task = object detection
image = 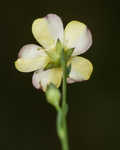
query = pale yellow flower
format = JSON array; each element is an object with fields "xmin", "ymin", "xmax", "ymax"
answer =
[{"xmin": 15, "ymin": 14, "xmax": 93, "ymax": 91}]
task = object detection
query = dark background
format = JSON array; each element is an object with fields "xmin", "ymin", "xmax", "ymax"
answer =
[{"xmin": 1, "ymin": 0, "xmax": 120, "ymax": 149}]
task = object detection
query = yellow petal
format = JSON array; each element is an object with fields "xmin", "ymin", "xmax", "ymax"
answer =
[
  {"xmin": 32, "ymin": 14, "xmax": 64, "ymax": 49},
  {"xmin": 67, "ymin": 56, "xmax": 93, "ymax": 83},
  {"xmin": 15, "ymin": 44, "xmax": 50, "ymax": 72},
  {"xmin": 64, "ymin": 21, "xmax": 92, "ymax": 56},
  {"xmin": 15, "ymin": 57, "xmax": 49, "ymax": 73},
  {"xmin": 32, "ymin": 68, "xmax": 62, "ymax": 92}
]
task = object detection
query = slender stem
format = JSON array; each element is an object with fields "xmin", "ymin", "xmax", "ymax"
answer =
[
  {"xmin": 56, "ymin": 50, "xmax": 69, "ymax": 150},
  {"xmin": 61, "ymin": 51, "xmax": 69, "ymax": 150},
  {"xmin": 62, "ymin": 58, "xmax": 67, "ymax": 113},
  {"xmin": 56, "ymin": 107, "xmax": 68, "ymax": 150}
]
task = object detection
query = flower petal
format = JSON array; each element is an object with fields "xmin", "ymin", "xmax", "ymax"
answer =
[
  {"xmin": 32, "ymin": 68, "xmax": 62, "ymax": 91},
  {"xmin": 67, "ymin": 56, "xmax": 93, "ymax": 83},
  {"xmin": 18, "ymin": 44, "xmax": 47, "ymax": 58},
  {"xmin": 15, "ymin": 44, "xmax": 50, "ymax": 72},
  {"xmin": 32, "ymin": 14, "xmax": 64, "ymax": 49},
  {"xmin": 64, "ymin": 21, "xmax": 92, "ymax": 56}
]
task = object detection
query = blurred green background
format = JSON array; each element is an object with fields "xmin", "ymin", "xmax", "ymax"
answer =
[{"xmin": 1, "ymin": 0, "xmax": 120, "ymax": 149}]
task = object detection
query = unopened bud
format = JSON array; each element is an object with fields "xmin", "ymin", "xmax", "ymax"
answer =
[{"xmin": 45, "ymin": 83, "xmax": 61, "ymax": 108}]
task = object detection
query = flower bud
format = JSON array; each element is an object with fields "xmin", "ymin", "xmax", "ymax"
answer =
[{"xmin": 45, "ymin": 83, "xmax": 61, "ymax": 108}]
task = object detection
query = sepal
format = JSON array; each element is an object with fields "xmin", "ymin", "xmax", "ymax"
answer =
[{"xmin": 64, "ymin": 48, "xmax": 74, "ymax": 61}]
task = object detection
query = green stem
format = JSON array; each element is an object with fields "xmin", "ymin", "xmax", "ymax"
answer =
[
  {"xmin": 60, "ymin": 51, "xmax": 69, "ymax": 150},
  {"xmin": 62, "ymin": 57, "xmax": 67, "ymax": 114},
  {"xmin": 56, "ymin": 108, "xmax": 68, "ymax": 150},
  {"xmin": 56, "ymin": 93, "xmax": 69, "ymax": 150},
  {"xmin": 56, "ymin": 50, "xmax": 69, "ymax": 150}
]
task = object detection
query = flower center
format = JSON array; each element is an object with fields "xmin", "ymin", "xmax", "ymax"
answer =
[{"xmin": 44, "ymin": 39, "xmax": 74, "ymax": 70}]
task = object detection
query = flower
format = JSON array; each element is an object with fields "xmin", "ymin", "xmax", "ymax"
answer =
[{"xmin": 15, "ymin": 14, "xmax": 93, "ymax": 92}]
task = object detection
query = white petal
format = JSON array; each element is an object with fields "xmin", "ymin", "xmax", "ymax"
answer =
[
  {"xmin": 32, "ymin": 68, "xmax": 62, "ymax": 92},
  {"xmin": 32, "ymin": 14, "xmax": 64, "ymax": 49},
  {"xmin": 64, "ymin": 21, "xmax": 92, "ymax": 56},
  {"xmin": 18, "ymin": 44, "xmax": 47, "ymax": 58},
  {"xmin": 15, "ymin": 44, "xmax": 50, "ymax": 72},
  {"xmin": 67, "ymin": 56, "xmax": 93, "ymax": 83}
]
